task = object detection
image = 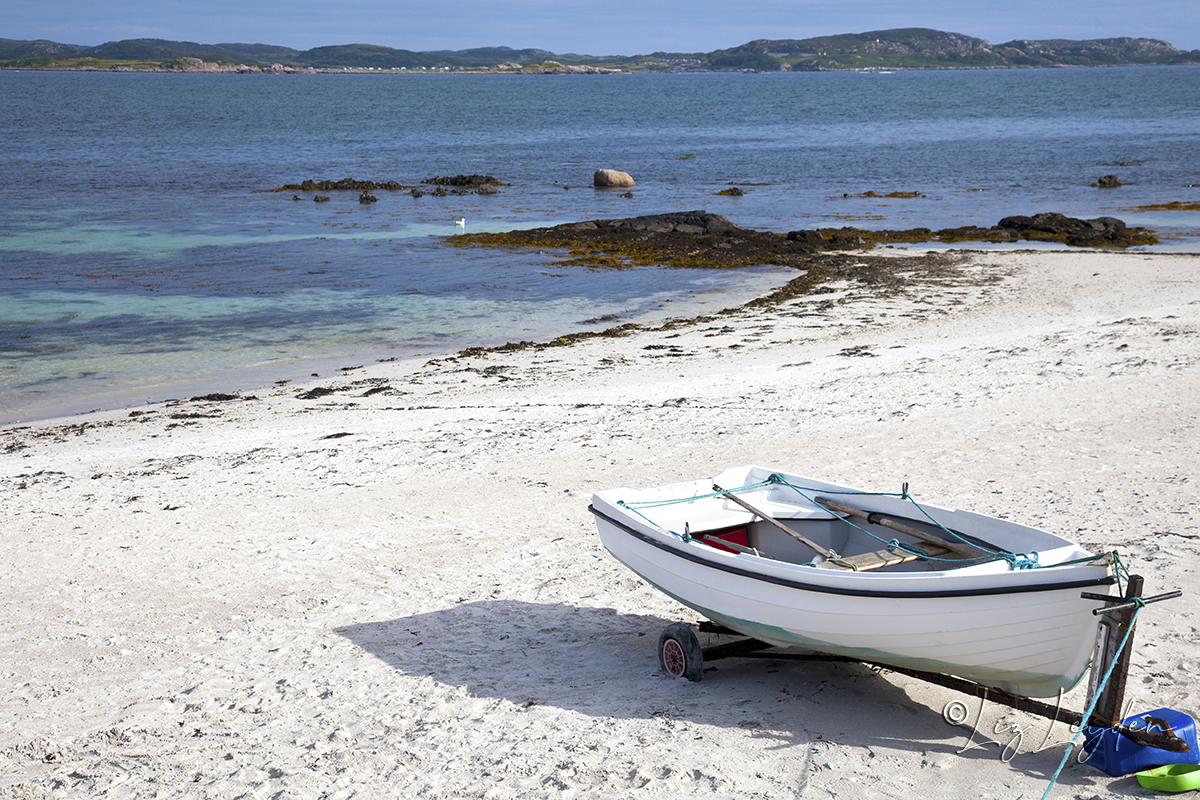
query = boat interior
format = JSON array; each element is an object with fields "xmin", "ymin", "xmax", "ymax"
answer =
[
  {"xmin": 690, "ymin": 513, "xmax": 1000, "ymax": 573},
  {"xmin": 642, "ymin": 479, "xmax": 1036, "ymax": 573},
  {"xmin": 602, "ymin": 468, "xmax": 1100, "ymax": 575}
]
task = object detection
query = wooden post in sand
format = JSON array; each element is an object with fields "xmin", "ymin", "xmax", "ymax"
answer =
[{"xmin": 1086, "ymin": 574, "xmax": 1144, "ymax": 729}]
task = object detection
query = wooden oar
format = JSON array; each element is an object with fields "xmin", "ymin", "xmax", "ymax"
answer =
[
  {"xmin": 713, "ymin": 484, "xmax": 832, "ymax": 558},
  {"xmin": 813, "ymin": 496, "xmax": 985, "ymax": 559}
]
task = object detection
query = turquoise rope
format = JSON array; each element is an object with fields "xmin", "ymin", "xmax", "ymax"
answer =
[
  {"xmin": 618, "ymin": 479, "xmax": 776, "ymax": 510},
  {"xmin": 619, "ymin": 476, "xmax": 1118, "ymax": 572},
  {"xmin": 1111, "ymin": 552, "xmax": 1132, "ymax": 594},
  {"xmin": 766, "ymin": 474, "xmax": 1010, "ymax": 567},
  {"xmin": 1039, "ymin": 601, "xmax": 1145, "ymax": 800}
]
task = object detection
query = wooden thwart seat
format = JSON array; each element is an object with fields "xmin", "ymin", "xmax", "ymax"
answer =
[{"xmin": 818, "ymin": 541, "xmax": 952, "ymax": 571}]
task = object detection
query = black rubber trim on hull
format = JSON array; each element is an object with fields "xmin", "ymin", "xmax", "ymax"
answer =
[{"xmin": 588, "ymin": 505, "xmax": 1116, "ymax": 600}]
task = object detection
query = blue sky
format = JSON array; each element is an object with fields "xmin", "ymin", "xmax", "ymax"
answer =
[{"xmin": 7, "ymin": 0, "xmax": 1199, "ymax": 54}]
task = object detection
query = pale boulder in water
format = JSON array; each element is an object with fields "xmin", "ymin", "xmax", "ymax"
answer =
[{"xmin": 594, "ymin": 168, "xmax": 635, "ymax": 187}]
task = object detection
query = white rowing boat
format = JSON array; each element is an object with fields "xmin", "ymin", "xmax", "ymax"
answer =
[{"xmin": 589, "ymin": 465, "xmax": 1118, "ymax": 698}]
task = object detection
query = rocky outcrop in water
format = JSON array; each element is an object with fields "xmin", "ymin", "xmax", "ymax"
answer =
[
  {"xmin": 814, "ymin": 212, "xmax": 1156, "ymax": 248},
  {"xmin": 423, "ymin": 175, "xmax": 503, "ymax": 188},
  {"xmin": 454, "ymin": 210, "xmax": 1158, "ymax": 273},
  {"xmin": 594, "ymin": 169, "xmax": 636, "ymax": 188},
  {"xmin": 995, "ymin": 212, "xmax": 1142, "ymax": 246},
  {"xmin": 568, "ymin": 211, "xmax": 738, "ymax": 235},
  {"xmin": 454, "ymin": 211, "xmax": 827, "ymax": 271},
  {"xmin": 270, "ymin": 176, "xmax": 504, "ymax": 195},
  {"xmin": 272, "ymin": 178, "xmax": 406, "ymax": 192}
]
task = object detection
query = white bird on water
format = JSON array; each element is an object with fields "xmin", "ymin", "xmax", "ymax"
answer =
[{"xmin": 455, "ymin": 218, "xmax": 466, "ymax": 227}]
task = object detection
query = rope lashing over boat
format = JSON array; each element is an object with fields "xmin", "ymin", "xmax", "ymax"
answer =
[
  {"xmin": 765, "ymin": 473, "xmax": 1012, "ymax": 567},
  {"xmin": 1007, "ymin": 552, "xmax": 1042, "ymax": 570},
  {"xmin": 616, "ymin": 478, "xmax": 779, "ymax": 542},
  {"xmin": 1040, "ymin": 599, "xmax": 1145, "ymax": 800},
  {"xmin": 618, "ymin": 475, "xmax": 1118, "ymax": 572},
  {"xmin": 1111, "ymin": 551, "xmax": 1133, "ymax": 594},
  {"xmin": 618, "ymin": 478, "xmax": 778, "ymax": 510}
]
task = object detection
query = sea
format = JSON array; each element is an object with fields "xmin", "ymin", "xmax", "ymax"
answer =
[{"xmin": 2, "ymin": 65, "xmax": 1199, "ymax": 424}]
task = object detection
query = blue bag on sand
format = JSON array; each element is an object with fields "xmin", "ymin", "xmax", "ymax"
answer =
[{"xmin": 1083, "ymin": 708, "xmax": 1199, "ymax": 778}]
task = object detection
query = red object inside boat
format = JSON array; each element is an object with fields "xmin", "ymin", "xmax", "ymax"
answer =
[{"xmin": 702, "ymin": 526, "xmax": 749, "ymax": 553}]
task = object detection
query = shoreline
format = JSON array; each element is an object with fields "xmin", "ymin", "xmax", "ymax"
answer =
[
  {"xmin": 6, "ymin": 62, "xmax": 1198, "ymax": 75},
  {"xmin": 0, "ymin": 260, "xmax": 800, "ymax": 427},
  {"xmin": 3, "ymin": 248, "xmax": 1198, "ymax": 797},
  {"xmin": 7, "ymin": 238, "xmax": 1194, "ymax": 429}
]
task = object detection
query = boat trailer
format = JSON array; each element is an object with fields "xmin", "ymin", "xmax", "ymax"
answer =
[{"xmin": 659, "ymin": 575, "xmax": 1188, "ymax": 757}]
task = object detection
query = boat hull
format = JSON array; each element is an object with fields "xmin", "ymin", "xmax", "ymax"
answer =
[{"xmin": 591, "ymin": 469, "xmax": 1115, "ymax": 698}]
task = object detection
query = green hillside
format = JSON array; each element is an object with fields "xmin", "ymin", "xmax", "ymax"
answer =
[
  {"xmin": 1, "ymin": 28, "xmax": 1197, "ymax": 72},
  {"xmin": 295, "ymin": 44, "xmax": 432, "ymax": 69}
]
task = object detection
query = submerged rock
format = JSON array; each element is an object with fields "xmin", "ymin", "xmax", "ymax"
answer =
[
  {"xmin": 273, "ymin": 178, "xmax": 405, "ymax": 193},
  {"xmin": 423, "ymin": 174, "xmax": 503, "ymax": 188}
]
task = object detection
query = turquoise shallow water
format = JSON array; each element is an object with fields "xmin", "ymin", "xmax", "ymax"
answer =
[{"xmin": 2, "ymin": 67, "xmax": 1199, "ymax": 422}]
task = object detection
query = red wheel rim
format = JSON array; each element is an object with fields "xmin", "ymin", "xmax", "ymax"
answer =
[{"xmin": 662, "ymin": 638, "xmax": 686, "ymax": 677}]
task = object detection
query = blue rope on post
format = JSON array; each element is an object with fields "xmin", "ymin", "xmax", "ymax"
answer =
[{"xmin": 1039, "ymin": 601, "xmax": 1144, "ymax": 800}]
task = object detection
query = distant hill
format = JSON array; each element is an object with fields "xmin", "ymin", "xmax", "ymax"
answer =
[
  {"xmin": 89, "ymin": 38, "xmax": 302, "ymax": 63},
  {"xmin": 1, "ymin": 28, "xmax": 1197, "ymax": 71},
  {"xmin": 0, "ymin": 36, "xmax": 304, "ymax": 69},
  {"xmin": 424, "ymin": 46, "xmax": 559, "ymax": 67},
  {"xmin": 296, "ymin": 44, "xmax": 429, "ymax": 69},
  {"xmin": 716, "ymin": 28, "xmax": 1200, "ymax": 70},
  {"xmin": 0, "ymin": 37, "xmax": 88, "ymax": 60}
]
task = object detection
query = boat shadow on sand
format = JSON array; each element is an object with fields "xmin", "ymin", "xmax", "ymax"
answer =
[{"xmin": 338, "ymin": 599, "xmax": 1093, "ymax": 782}]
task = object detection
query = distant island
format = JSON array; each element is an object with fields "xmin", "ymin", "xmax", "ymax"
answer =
[{"xmin": 2, "ymin": 28, "xmax": 1198, "ymax": 73}]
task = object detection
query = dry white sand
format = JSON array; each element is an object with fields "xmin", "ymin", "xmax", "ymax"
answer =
[{"xmin": 2, "ymin": 249, "xmax": 1198, "ymax": 799}]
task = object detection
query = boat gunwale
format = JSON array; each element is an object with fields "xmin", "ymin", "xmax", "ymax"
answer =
[{"xmin": 589, "ymin": 504, "xmax": 1116, "ymax": 600}]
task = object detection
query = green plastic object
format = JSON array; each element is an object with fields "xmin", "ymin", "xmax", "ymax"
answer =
[{"xmin": 1137, "ymin": 764, "xmax": 1200, "ymax": 793}]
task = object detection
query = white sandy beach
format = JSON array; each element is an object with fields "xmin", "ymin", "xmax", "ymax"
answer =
[{"xmin": 2, "ymin": 248, "xmax": 1198, "ymax": 799}]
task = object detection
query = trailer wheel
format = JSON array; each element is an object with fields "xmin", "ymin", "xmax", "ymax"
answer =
[{"xmin": 658, "ymin": 623, "xmax": 704, "ymax": 681}]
